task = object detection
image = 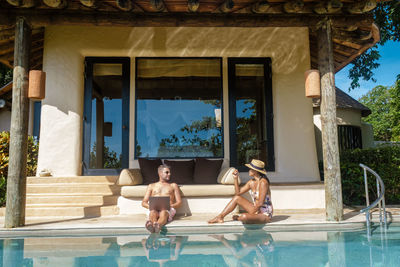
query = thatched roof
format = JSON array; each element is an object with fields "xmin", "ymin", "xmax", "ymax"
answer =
[{"xmin": 313, "ymin": 87, "xmax": 371, "ymax": 117}]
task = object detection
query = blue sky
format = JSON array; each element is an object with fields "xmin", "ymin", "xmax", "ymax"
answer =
[{"xmin": 335, "ymin": 40, "xmax": 400, "ymax": 100}]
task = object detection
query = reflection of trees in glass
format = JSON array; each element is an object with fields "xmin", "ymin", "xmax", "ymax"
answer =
[
  {"xmin": 136, "ymin": 144, "xmax": 143, "ymax": 157},
  {"xmin": 236, "ymin": 99, "xmax": 258, "ymax": 165},
  {"xmin": 89, "ymin": 142, "xmax": 121, "ymax": 169},
  {"xmin": 159, "ymin": 115, "xmax": 222, "ymax": 157}
]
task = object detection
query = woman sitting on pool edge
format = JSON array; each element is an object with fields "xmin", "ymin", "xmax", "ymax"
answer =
[{"xmin": 208, "ymin": 159, "xmax": 273, "ymax": 224}]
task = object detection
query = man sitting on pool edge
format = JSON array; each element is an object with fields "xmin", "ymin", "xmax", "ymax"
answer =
[{"xmin": 142, "ymin": 164, "xmax": 182, "ymax": 233}]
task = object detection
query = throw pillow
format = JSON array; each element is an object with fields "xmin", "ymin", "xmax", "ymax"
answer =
[
  {"xmin": 117, "ymin": 168, "xmax": 143, "ymax": 186},
  {"xmin": 193, "ymin": 158, "xmax": 223, "ymax": 184},
  {"xmin": 138, "ymin": 158, "xmax": 163, "ymax": 184},
  {"xmin": 164, "ymin": 159, "xmax": 195, "ymax": 184},
  {"xmin": 217, "ymin": 167, "xmax": 241, "ymax": 185}
]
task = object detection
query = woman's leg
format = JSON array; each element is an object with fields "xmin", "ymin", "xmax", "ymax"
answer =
[
  {"xmin": 237, "ymin": 213, "xmax": 271, "ymax": 224},
  {"xmin": 208, "ymin": 195, "xmax": 255, "ymax": 223}
]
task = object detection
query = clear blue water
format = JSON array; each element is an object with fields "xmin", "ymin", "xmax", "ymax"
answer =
[{"xmin": 1, "ymin": 224, "xmax": 400, "ymax": 267}]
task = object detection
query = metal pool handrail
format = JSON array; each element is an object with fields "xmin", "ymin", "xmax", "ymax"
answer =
[{"xmin": 359, "ymin": 163, "xmax": 387, "ymax": 231}]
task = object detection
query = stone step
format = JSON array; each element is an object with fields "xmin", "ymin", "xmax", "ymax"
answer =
[
  {"xmin": 23, "ymin": 205, "xmax": 119, "ymax": 217},
  {"xmin": 26, "ymin": 195, "xmax": 119, "ymax": 205},
  {"xmin": 26, "ymin": 184, "xmax": 121, "ymax": 195},
  {"xmin": 27, "ymin": 176, "xmax": 118, "ymax": 185}
]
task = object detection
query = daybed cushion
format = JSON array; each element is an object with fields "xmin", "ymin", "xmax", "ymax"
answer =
[
  {"xmin": 164, "ymin": 159, "xmax": 195, "ymax": 184},
  {"xmin": 121, "ymin": 184, "xmax": 236, "ymax": 198},
  {"xmin": 217, "ymin": 167, "xmax": 241, "ymax": 185},
  {"xmin": 138, "ymin": 158, "xmax": 162, "ymax": 184},
  {"xmin": 117, "ymin": 168, "xmax": 143, "ymax": 186},
  {"xmin": 193, "ymin": 158, "xmax": 223, "ymax": 184}
]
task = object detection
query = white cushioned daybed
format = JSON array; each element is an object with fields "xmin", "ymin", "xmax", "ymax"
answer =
[{"xmin": 116, "ymin": 159, "xmax": 240, "ymax": 215}]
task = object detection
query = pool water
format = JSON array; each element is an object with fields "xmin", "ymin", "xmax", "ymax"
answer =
[{"xmin": 1, "ymin": 224, "xmax": 399, "ymax": 267}]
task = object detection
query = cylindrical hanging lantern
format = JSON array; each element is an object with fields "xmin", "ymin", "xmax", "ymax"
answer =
[
  {"xmin": 28, "ymin": 70, "xmax": 46, "ymax": 100},
  {"xmin": 304, "ymin": 69, "xmax": 320, "ymax": 98}
]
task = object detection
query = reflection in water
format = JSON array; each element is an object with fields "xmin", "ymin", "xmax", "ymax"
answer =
[
  {"xmin": 2, "ymin": 239, "xmax": 25, "ymax": 267},
  {"xmin": 141, "ymin": 234, "xmax": 187, "ymax": 266},
  {"xmin": 210, "ymin": 230, "xmax": 274, "ymax": 267},
  {"xmin": 1, "ymin": 226, "xmax": 400, "ymax": 266}
]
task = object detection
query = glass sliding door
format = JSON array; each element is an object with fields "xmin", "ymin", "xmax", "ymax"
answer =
[
  {"xmin": 83, "ymin": 57, "xmax": 130, "ymax": 175},
  {"xmin": 228, "ymin": 58, "xmax": 274, "ymax": 171}
]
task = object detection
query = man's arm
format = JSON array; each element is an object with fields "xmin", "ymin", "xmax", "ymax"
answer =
[
  {"xmin": 141, "ymin": 184, "xmax": 153, "ymax": 209},
  {"xmin": 171, "ymin": 183, "xmax": 182, "ymax": 209}
]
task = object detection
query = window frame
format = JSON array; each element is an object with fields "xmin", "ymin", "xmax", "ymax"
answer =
[
  {"xmin": 134, "ymin": 57, "xmax": 224, "ymax": 160},
  {"xmin": 228, "ymin": 57, "xmax": 275, "ymax": 171},
  {"xmin": 82, "ymin": 57, "xmax": 130, "ymax": 175},
  {"xmin": 338, "ymin": 125, "xmax": 362, "ymax": 152}
]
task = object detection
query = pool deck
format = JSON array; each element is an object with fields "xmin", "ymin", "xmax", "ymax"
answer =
[{"xmin": 1, "ymin": 207, "xmax": 399, "ymax": 237}]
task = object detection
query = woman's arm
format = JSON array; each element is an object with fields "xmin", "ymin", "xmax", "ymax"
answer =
[{"xmin": 233, "ymin": 169, "xmax": 250, "ymax": 196}]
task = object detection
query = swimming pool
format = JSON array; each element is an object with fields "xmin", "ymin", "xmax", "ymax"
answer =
[{"xmin": 1, "ymin": 224, "xmax": 399, "ymax": 267}]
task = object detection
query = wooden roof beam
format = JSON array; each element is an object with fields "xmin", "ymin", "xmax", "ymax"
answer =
[
  {"xmin": 6, "ymin": 0, "xmax": 35, "ymax": 8},
  {"xmin": 216, "ymin": 0, "xmax": 234, "ymax": 13},
  {"xmin": 80, "ymin": 0, "xmax": 96, "ymax": 8},
  {"xmin": 346, "ymin": 0, "xmax": 377, "ymax": 14},
  {"xmin": 335, "ymin": 23, "xmax": 380, "ymax": 72},
  {"xmin": 283, "ymin": 0, "xmax": 304, "ymax": 13},
  {"xmin": 313, "ymin": 0, "xmax": 343, "ymax": 15},
  {"xmin": 233, "ymin": 0, "xmax": 271, "ymax": 14},
  {"xmin": 188, "ymin": 0, "xmax": 199, "ymax": 12},
  {"xmin": 332, "ymin": 28, "xmax": 373, "ymax": 44},
  {"xmin": 0, "ymin": 10, "xmax": 375, "ymax": 28},
  {"xmin": 252, "ymin": 1, "xmax": 271, "ymax": 14},
  {"xmin": 0, "ymin": 59, "xmax": 13, "ymax": 69},
  {"xmin": 43, "ymin": 0, "xmax": 68, "ymax": 9},
  {"xmin": 116, "ymin": 0, "xmax": 134, "ymax": 11},
  {"xmin": 150, "ymin": 0, "xmax": 166, "ymax": 12}
]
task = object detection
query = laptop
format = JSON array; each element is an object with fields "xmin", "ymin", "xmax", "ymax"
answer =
[{"xmin": 149, "ymin": 196, "xmax": 170, "ymax": 211}]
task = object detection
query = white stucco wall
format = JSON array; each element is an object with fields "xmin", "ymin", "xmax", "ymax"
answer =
[
  {"xmin": 0, "ymin": 110, "xmax": 11, "ymax": 132},
  {"xmin": 38, "ymin": 26, "xmax": 320, "ymax": 182},
  {"xmin": 0, "ymin": 100, "xmax": 35, "ymax": 135}
]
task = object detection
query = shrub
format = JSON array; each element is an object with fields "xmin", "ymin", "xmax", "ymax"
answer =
[
  {"xmin": 340, "ymin": 146, "xmax": 400, "ymax": 206},
  {"xmin": 0, "ymin": 131, "xmax": 39, "ymax": 206}
]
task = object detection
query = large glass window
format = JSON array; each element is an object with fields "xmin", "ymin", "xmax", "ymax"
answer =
[{"xmin": 135, "ymin": 58, "xmax": 223, "ymax": 158}]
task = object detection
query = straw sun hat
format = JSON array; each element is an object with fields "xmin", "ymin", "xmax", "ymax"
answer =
[{"xmin": 245, "ymin": 159, "xmax": 267, "ymax": 175}]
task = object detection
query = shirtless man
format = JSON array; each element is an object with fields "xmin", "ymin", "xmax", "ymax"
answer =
[{"xmin": 142, "ymin": 164, "xmax": 182, "ymax": 233}]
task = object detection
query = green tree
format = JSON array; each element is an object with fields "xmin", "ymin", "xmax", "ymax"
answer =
[
  {"xmin": 0, "ymin": 63, "xmax": 12, "ymax": 87},
  {"xmin": 89, "ymin": 142, "xmax": 121, "ymax": 169},
  {"xmin": 348, "ymin": 1, "xmax": 400, "ymax": 89},
  {"xmin": 159, "ymin": 116, "xmax": 223, "ymax": 157},
  {"xmin": 360, "ymin": 76, "xmax": 400, "ymax": 141}
]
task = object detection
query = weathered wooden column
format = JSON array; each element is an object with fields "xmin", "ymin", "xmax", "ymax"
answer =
[
  {"xmin": 317, "ymin": 19, "xmax": 343, "ymax": 221},
  {"xmin": 4, "ymin": 17, "xmax": 31, "ymax": 228}
]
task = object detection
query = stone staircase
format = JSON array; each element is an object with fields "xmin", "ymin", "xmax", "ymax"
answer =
[{"xmin": 1, "ymin": 176, "xmax": 121, "ymax": 218}]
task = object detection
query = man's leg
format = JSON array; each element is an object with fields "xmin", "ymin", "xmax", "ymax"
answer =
[
  {"xmin": 154, "ymin": 210, "xmax": 169, "ymax": 233},
  {"xmin": 146, "ymin": 210, "xmax": 159, "ymax": 233}
]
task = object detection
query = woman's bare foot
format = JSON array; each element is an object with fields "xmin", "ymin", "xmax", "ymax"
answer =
[
  {"xmin": 154, "ymin": 222, "xmax": 161, "ymax": 233},
  {"xmin": 232, "ymin": 215, "xmax": 239, "ymax": 221},
  {"xmin": 145, "ymin": 220, "xmax": 154, "ymax": 233},
  {"xmin": 208, "ymin": 216, "xmax": 224, "ymax": 224}
]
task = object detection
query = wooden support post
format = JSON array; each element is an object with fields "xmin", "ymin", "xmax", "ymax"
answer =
[
  {"xmin": 317, "ymin": 19, "xmax": 343, "ymax": 222},
  {"xmin": 4, "ymin": 17, "xmax": 31, "ymax": 228}
]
